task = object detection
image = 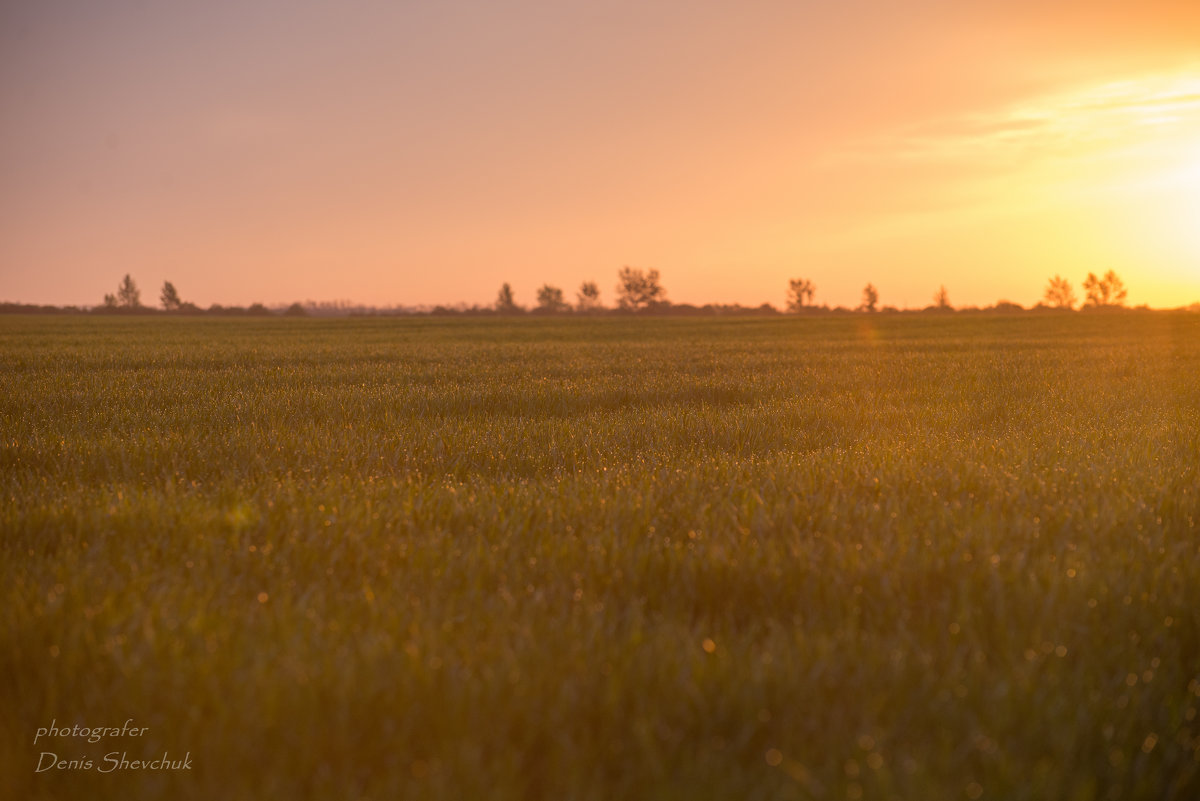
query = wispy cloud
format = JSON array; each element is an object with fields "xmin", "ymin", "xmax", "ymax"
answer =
[{"xmin": 846, "ymin": 68, "xmax": 1200, "ymax": 166}]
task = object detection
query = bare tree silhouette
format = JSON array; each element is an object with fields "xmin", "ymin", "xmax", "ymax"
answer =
[
  {"xmin": 576, "ymin": 281, "xmax": 601, "ymax": 312},
  {"xmin": 860, "ymin": 283, "xmax": 879, "ymax": 313},
  {"xmin": 786, "ymin": 278, "xmax": 816, "ymax": 312},
  {"xmin": 160, "ymin": 281, "xmax": 182, "ymax": 311},
  {"xmin": 933, "ymin": 285, "xmax": 951, "ymax": 310},
  {"xmin": 615, "ymin": 267, "xmax": 666, "ymax": 311},
  {"xmin": 495, "ymin": 283, "xmax": 521, "ymax": 313},
  {"xmin": 1043, "ymin": 275, "xmax": 1077, "ymax": 309},
  {"xmin": 115, "ymin": 274, "xmax": 142, "ymax": 309},
  {"xmin": 536, "ymin": 284, "xmax": 569, "ymax": 313},
  {"xmin": 1083, "ymin": 270, "xmax": 1128, "ymax": 307}
]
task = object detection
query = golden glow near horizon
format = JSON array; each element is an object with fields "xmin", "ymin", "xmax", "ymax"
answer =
[
  {"xmin": 816, "ymin": 68, "xmax": 1200, "ymax": 308},
  {"xmin": 1, "ymin": 1, "xmax": 1198, "ymax": 310},
  {"xmin": 1038, "ymin": 71, "xmax": 1200, "ymax": 301}
]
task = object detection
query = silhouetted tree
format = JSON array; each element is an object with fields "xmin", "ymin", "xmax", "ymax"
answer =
[
  {"xmin": 102, "ymin": 293, "xmax": 119, "ymax": 309},
  {"xmin": 786, "ymin": 278, "xmax": 816, "ymax": 312},
  {"xmin": 1083, "ymin": 270, "xmax": 1128, "ymax": 307},
  {"xmin": 1105, "ymin": 271, "xmax": 1128, "ymax": 306},
  {"xmin": 860, "ymin": 283, "xmax": 879, "ymax": 313},
  {"xmin": 160, "ymin": 281, "xmax": 182, "ymax": 311},
  {"xmin": 933, "ymin": 285, "xmax": 951, "ymax": 310},
  {"xmin": 576, "ymin": 281, "xmax": 601, "ymax": 311},
  {"xmin": 615, "ymin": 266, "xmax": 666, "ymax": 311},
  {"xmin": 1043, "ymin": 275, "xmax": 1077, "ymax": 309},
  {"xmin": 283, "ymin": 302, "xmax": 308, "ymax": 317},
  {"xmin": 536, "ymin": 284, "xmax": 569, "ymax": 312},
  {"xmin": 115, "ymin": 274, "xmax": 141, "ymax": 309},
  {"xmin": 496, "ymin": 283, "xmax": 521, "ymax": 313}
]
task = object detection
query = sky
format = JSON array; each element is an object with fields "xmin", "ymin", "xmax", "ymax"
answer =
[{"xmin": 2, "ymin": 0, "xmax": 1199, "ymax": 310}]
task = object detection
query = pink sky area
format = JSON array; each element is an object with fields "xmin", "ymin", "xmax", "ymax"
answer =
[{"xmin": 3, "ymin": 0, "xmax": 1200, "ymax": 310}]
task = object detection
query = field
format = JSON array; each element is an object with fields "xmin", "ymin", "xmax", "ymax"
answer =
[{"xmin": 2, "ymin": 312, "xmax": 1199, "ymax": 800}]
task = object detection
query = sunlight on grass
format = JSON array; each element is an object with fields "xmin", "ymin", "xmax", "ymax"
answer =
[{"xmin": 2, "ymin": 313, "xmax": 1198, "ymax": 800}]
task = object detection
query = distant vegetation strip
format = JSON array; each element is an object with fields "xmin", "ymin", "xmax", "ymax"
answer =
[{"xmin": 5, "ymin": 267, "xmax": 1197, "ymax": 317}]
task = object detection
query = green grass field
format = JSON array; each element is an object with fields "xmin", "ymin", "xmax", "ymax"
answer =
[{"xmin": 3, "ymin": 313, "xmax": 1199, "ymax": 800}]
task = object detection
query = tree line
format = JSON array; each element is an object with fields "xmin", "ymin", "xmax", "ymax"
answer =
[
  {"xmin": 495, "ymin": 267, "xmax": 668, "ymax": 314},
  {"xmin": 503, "ymin": 267, "xmax": 1140, "ymax": 315},
  {"xmin": 783, "ymin": 270, "xmax": 1136, "ymax": 313},
  {"xmin": 3, "ymin": 266, "xmax": 1190, "ymax": 318},
  {"xmin": 91, "ymin": 275, "xmax": 306, "ymax": 316}
]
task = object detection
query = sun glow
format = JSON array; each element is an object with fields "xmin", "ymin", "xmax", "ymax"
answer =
[
  {"xmin": 848, "ymin": 67, "xmax": 1200, "ymax": 307},
  {"xmin": 1074, "ymin": 75, "xmax": 1200, "ymax": 303},
  {"xmin": 5, "ymin": 3, "xmax": 1200, "ymax": 310},
  {"xmin": 1162, "ymin": 145, "xmax": 1200, "ymax": 254},
  {"xmin": 1091, "ymin": 81, "xmax": 1200, "ymax": 291}
]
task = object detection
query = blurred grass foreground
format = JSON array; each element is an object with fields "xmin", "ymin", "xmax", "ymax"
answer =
[{"xmin": 2, "ymin": 313, "xmax": 1199, "ymax": 800}]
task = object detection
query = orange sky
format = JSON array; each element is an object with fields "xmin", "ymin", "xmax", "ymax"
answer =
[{"xmin": 2, "ymin": 0, "xmax": 1199, "ymax": 310}]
